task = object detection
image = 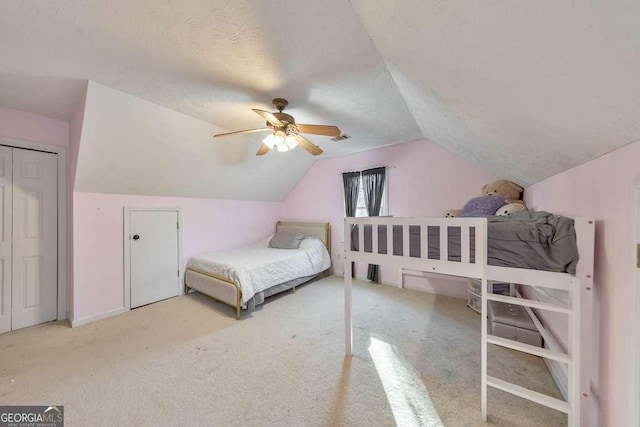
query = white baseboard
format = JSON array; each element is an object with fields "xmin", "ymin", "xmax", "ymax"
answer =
[
  {"xmin": 70, "ymin": 307, "xmax": 127, "ymax": 327},
  {"xmin": 334, "ymin": 272, "xmax": 400, "ymax": 287},
  {"xmin": 334, "ymin": 272, "xmax": 465, "ymax": 299},
  {"xmin": 354, "ymin": 274, "xmax": 401, "ymax": 287},
  {"xmin": 403, "ymin": 280, "xmax": 467, "ymax": 299},
  {"xmin": 401, "ymin": 269, "xmax": 467, "ymax": 299},
  {"xmin": 401, "ymin": 269, "xmax": 469, "ymax": 284}
]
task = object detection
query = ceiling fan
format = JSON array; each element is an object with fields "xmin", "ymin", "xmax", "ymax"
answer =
[{"xmin": 213, "ymin": 98, "xmax": 341, "ymax": 156}]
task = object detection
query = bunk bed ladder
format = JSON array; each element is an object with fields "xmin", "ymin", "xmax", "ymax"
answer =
[{"xmin": 481, "ymin": 277, "xmax": 581, "ymax": 426}]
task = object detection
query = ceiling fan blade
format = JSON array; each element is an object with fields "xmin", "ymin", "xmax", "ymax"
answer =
[
  {"xmin": 252, "ymin": 109, "xmax": 284, "ymax": 126},
  {"xmin": 296, "ymin": 124, "xmax": 341, "ymax": 137},
  {"xmin": 213, "ymin": 128, "xmax": 271, "ymax": 138},
  {"xmin": 295, "ymin": 135, "xmax": 323, "ymax": 156},
  {"xmin": 256, "ymin": 143, "xmax": 271, "ymax": 156}
]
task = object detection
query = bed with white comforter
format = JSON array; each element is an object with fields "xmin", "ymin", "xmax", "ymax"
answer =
[
  {"xmin": 187, "ymin": 236, "xmax": 331, "ymax": 304},
  {"xmin": 184, "ymin": 222, "xmax": 331, "ymax": 318}
]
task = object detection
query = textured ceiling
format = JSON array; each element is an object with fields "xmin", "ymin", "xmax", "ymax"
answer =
[
  {"xmin": 351, "ymin": 0, "xmax": 640, "ymax": 184},
  {"xmin": 75, "ymin": 82, "xmax": 317, "ymax": 201},
  {"xmin": 0, "ymin": 74, "xmax": 86, "ymax": 121},
  {"xmin": 0, "ymin": 0, "xmax": 421, "ymax": 159},
  {"xmin": 1, "ymin": 1, "xmax": 640, "ymax": 191}
]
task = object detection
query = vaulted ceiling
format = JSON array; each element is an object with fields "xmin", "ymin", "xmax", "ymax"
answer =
[{"xmin": 1, "ymin": 0, "xmax": 639, "ymax": 198}]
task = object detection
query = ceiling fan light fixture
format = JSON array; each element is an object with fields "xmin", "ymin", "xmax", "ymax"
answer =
[
  {"xmin": 285, "ymin": 135, "xmax": 299, "ymax": 150},
  {"xmin": 273, "ymin": 131, "xmax": 286, "ymax": 150},
  {"xmin": 264, "ymin": 130, "xmax": 285, "ymax": 148},
  {"xmin": 265, "ymin": 130, "xmax": 298, "ymax": 152},
  {"xmin": 216, "ymin": 98, "xmax": 338, "ymax": 156},
  {"xmin": 263, "ymin": 133, "xmax": 276, "ymax": 149}
]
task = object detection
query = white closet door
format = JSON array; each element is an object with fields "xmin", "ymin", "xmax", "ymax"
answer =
[
  {"xmin": 11, "ymin": 148, "xmax": 58, "ymax": 330},
  {"xmin": 130, "ymin": 210, "xmax": 179, "ymax": 308},
  {"xmin": 0, "ymin": 146, "xmax": 12, "ymax": 333}
]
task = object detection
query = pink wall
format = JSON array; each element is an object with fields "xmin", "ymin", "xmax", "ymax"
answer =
[
  {"xmin": 525, "ymin": 138, "xmax": 640, "ymax": 426},
  {"xmin": 72, "ymin": 192, "xmax": 282, "ymax": 321},
  {"xmin": 281, "ymin": 138, "xmax": 498, "ymax": 292},
  {"xmin": 0, "ymin": 108, "xmax": 69, "ymax": 147}
]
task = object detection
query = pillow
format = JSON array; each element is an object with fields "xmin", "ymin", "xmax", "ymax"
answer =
[
  {"xmin": 269, "ymin": 230, "xmax": 306, "ymax": 249},
  {"xmin": 460, "ymin": 195, "xmax": 506, "ymax": 217}
]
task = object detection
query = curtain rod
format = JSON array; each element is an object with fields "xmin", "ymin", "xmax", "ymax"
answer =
[{"xmin": 338, "ymin": 165, "xmax": 396, "ymax": 175}]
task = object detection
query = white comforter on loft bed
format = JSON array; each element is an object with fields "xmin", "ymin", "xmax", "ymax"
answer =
[{"xmin": 186, "ymin": 237, "xmax": 331, "ymax": 303}]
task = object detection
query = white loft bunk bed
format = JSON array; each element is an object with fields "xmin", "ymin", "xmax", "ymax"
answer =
[{"xmin": 343, "ymin": 216, "xmax": 594, "ymax": 426}]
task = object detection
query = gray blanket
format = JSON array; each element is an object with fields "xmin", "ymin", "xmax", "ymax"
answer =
[{"xmin": 351, "ymin": 211, "xmax": 578, "ymax": 274}]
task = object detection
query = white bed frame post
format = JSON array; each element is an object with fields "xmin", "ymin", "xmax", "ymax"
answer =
[
  {"xmin": 567, "ymin": 276, "xmax": 581, "ymax": 427},
  {"xmin": 574, "ymin": 218, "xmax": 595, "ymax": 424},
  {"xmin": 344, "ymin": 218, "xmax": 353, "ymax": 355},
  {"xmin": 479, "ymin": 219, "xmax": 489, "ymax": 422}
]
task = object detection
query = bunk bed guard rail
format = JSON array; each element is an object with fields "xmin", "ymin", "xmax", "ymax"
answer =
[{"xmin": 343, "ymin": 216, "xmax": 488, "ymax": 279}]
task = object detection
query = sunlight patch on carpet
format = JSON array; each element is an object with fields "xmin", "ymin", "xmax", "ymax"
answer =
[{"xmin": 368, "ymin": 337, "xmax": 443, "ymax": 427}]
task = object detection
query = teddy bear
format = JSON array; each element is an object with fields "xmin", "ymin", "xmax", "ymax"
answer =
[
  {"xmin": 445, "ymin": 179, "xmax": 527, "ymax": 217},
  {"xmin": 445, "ymin": 209, "xmax": 462, "ymax": 218},
  {"xmin": 495, "ymin": 203, "xmax": 527, "ymax": 217},
  {"xmin": 481, "ymin": 180, "xmax": 525, "ymax": 206}
]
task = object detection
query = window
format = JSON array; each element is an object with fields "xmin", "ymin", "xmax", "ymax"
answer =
[
  {"xmin": 341, "ymin": 168, "xmax": 389, "ymax": 242},
  {"xmin": 354, "ymin": 175, "xmax": 388, "ymax": 217}
]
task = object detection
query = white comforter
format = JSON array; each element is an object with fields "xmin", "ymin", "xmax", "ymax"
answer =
[{"xmin": 186, "ymin": 237, "xmax": 331, "ymax": 303}]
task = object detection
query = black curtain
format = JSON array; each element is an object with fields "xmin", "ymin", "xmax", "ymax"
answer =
[
  {"xmin": 362, "ymin": 167, "xmax": 386, "ymax": 282},
  {"xmin": 342, "ymin": 172, "xmax": 360, "ymax": 217},
  {"xmin": 342, "ymin": 171, "xmax": 360, "ymax": 278}
]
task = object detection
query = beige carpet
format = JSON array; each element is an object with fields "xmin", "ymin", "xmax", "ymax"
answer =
[{"xmin": 0, "ymin": 276, "xmax": 565, "ymax": 426}]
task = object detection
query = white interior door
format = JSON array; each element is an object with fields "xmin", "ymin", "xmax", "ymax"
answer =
[
  {"xmin": 11, "ymin": 148, "xmax": 58, "ymax": 330},
  {"xmin": 130, "ymin": 210, "xmax": 180, "ymax": 308},
  {"xmin": 0, "ymin": 146, "xmax": 12, "ymax": 333}
]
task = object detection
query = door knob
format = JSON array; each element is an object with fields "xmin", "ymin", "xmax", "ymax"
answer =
[{"xmin": 133, "ymin": 234, "xmax": 140, "ymax": 240}]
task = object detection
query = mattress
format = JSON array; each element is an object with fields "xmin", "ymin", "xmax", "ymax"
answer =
[
  {"xmin": 186, "ymin": 236, "xmax": 331, "ymax": 303},
  {"xmin": 352, "ymin": 211, "xmax": 578, "ymax": 274}
]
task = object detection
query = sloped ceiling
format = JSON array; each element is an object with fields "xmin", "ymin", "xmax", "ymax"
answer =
[
  {"xmin": 1, "ymin": 1, "xmax": 640, "ymax": 199},
  {"xmin": 0, "ymin": 0, "xmax": 420, "ymax": 156},
  {"xmin": 350, "ymin": 0, "xmax": 640, "ymax": 184},
  {"xmin": 76, "ymin": 81, "xmax": 317, "ymax": 201}
]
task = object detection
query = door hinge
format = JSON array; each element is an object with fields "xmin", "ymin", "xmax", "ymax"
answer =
[
  {"xmin": 177, "ymin": 222, "xmax": 179, "ymax": 229},
  {"xmin": 178, "ymin": 269, "xmax": 180, "ymax": 277},
  {"xmin": 637, "ymin": 244, "xmax": 640, "ymax": 268}
]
